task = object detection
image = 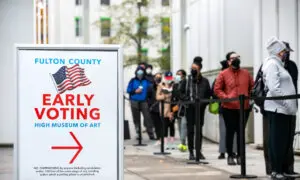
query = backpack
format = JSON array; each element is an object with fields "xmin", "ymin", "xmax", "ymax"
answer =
[{"xmin": 251, "ymin": 65, "xmax": 267, "ymax": 107}]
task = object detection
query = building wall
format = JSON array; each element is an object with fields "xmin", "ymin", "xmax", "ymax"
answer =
[{"xmin": 0, "ymin": 0, "xmax": 34, "ymax": 144}]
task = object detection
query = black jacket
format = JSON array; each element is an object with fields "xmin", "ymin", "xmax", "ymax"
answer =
[
  {"xmin": 185, "ymin": 75, "xmax": 211, "ymax": 109},
  {"xmin": 172, "ymin": 79, "xmax": 187, "ymax": 117},
  {"xmin": 285, "ymin": 59, "xmax": 298, "ymax": 93}
]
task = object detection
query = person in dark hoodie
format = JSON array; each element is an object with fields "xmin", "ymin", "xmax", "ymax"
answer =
[
  {"xmin": 127, "ymin": 66, "xmax": 155, "ymax": 140},
  {"xmin": 185, "ymin": 56, "xmax": 211, "ymax": 160}
]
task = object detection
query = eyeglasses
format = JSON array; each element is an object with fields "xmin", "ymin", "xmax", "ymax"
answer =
[{"xmin": 230, "ymin": 56, "xmax": 241, "ymax": 60}]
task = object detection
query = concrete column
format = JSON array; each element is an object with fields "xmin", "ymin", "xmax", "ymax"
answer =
[
  {"xmin": 0, "ymin": 0, "xmax": 34, "ymax": 144},
  {"xmin": 253, "ymin": 0, "xmax": 263, "ymax": 145}
]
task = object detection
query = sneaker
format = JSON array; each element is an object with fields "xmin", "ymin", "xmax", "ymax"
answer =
[
  {"xmin": 181, "ymin": 145, "xmax": 188, "ymax": 152},
  {"xmin": 284, "ymin": 171, "xmax": 300, "ymax": 178},
  {"xmin": 272, "ymin": 173, "xmax": 286, "ymax": 179},
  {"xmin": 218, "ymin": 153, "xmax": 225, "ymax": 159},
  {"xmin": 199, "ymin": 152, "xmax": 206, "ymax": 160},
  {"xmin": 166, "ymin": 143, "xmax": 170, "ymax": 150},
  {"xmin": 189, "ymin": 153, "xmax": 195, "ymax": 160},
  {"xmin": 154, "ymin": 140, "xmax": 161, "ymax": 146},
  {"xmin": 227, "ymin": 156, "xmax": 236, "ymax": 166},
  {"xmin": 171, "ymin": 143, "xmax": 176, "ymax": 150},
  {"xmin": 236, "ymin": 157, "xmax": 241, "ymax": 165}
]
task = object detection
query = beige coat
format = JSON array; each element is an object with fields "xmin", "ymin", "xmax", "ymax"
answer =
[{"xmin": 156, "ymin": 83, "xmax": 173, "ymax": 119}]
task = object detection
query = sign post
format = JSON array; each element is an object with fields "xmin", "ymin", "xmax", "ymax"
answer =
[{"xmin": 15, "ymin": 45, "xmax": 123, "ymax": 180}]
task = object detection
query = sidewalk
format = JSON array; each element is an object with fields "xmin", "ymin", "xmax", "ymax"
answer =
[{"xmin": 124, "ymin": 119, "xmax": 300, "ymax": 180}]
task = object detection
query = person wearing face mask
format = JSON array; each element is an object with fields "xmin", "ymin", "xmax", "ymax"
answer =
[
  {"xmin": 156, "ymin": 71, "xmax": 176, "ymax": 149},
  {"xmin": 145, "ymin": 64, "xmax": 155, "ymax": 83},
  {"xmin": 126, "ymin": 66, "xmax": 155, "ymax": 141},
  {"xmin": 214, "ymin": 52, "xmax": 254, "ymax": 166},
  {"xmin": 149, "ymin": 73, "xmax": 163, "ymax": 145},
  {"xmin": 185, "ymin": 57, "xmax": 211, "ymax": 160},
  {"xmin": 212, "ymin": 60, "xmax": 238, "ymax": 160},
  {"xmin": 281, "ymin": 41, "xmax": 299, "ymax": 178},
  {"xmin": 262, "ymin": 37, "xmax": 298, "ymax": 179},
  {"xmin": 172, "ymin": 69, "xmax": 188, "ymax": 152}
]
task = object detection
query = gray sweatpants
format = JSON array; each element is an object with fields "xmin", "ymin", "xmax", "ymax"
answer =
[
  {"xmin": 130, "ymin": 101, "xmax": 154, "ymax": 137},
  {"xmin": 219, "ymin": 113, "xmax": 237, "ymax": 153},
  {"xmin": 177, "ymin": 116, "xmax": 187, "ymax": 145}
]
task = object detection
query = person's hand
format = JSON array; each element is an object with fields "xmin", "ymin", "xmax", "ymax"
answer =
[
  {"xmin": 135, "ymin": 88, "xmax": 142, "ymax": 94},
  {"xmin": 168, "ymin": 112, "xmax": 174, "ymax": 120}
]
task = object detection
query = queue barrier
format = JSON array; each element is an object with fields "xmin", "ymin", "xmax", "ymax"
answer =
[{"xmin": 124, "ymin": 93, "xmax": 300, "ymax": 179}]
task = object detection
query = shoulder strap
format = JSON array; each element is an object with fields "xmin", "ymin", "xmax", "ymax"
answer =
[{"xmin": 255, "ymin": 64, "xmax": 263, "ymax": 83}]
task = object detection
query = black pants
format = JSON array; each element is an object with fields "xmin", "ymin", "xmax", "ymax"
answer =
[
  {"xmin": 130, "ymin": 101, "xmax": 154, "ymax": 138},
  {"xmin": 284, "ymin": 115, "xmax": 296, "ymax": 172},
  {"xmin": 263, "ymin": 115, "xmax": 272, "ymax": 175},
  {"xmin": 186, "ymin": 106, "xmax": 205, "ymax": 153},
  {"xmin": 151, "ymin": 112, "xmax": 162, "ymax": 139},
  {"xmin": 222, "ymin": 108, "xmax": 249, "ymax": 157},
  {"xmin": 263, "ymin": 114, "xmax": 296, "ymax": 174},
  {"xmin": 267, "ymin": 111, "xmax": 293, "ymax": 173},
  {"xmin": 164, "ymin": 118, "xmax": 175, "ymax": 137}
]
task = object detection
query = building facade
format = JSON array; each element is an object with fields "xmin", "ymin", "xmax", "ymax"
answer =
[
  {"xmin": 38, "ymin": 0, "xmax": 171, "ymax": 61},
  {"xmin": 171, "ymin": 0, "xmax": 300, "ymax": 149}
]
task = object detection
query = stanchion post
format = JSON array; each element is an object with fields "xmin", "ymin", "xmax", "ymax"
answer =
[
  {"xmin": 230, "ymin": 95, "xmax": 257, "ymax": 179},
  {"xmin": 133, "ymin": 102, "xmax": 147, "ymax": 147},
  {"xmin": 154, "ymin": 100, "xmax": 171, "ymax": 155},
  {"xmin": 187, "ymin": 98, "xmax": 208, "ymax": 165}
]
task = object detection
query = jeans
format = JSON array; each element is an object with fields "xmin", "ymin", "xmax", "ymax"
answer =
[
  {"xmin": 130, "ymin": 101, "xmax": 154, "ymax": 138},
  {"xmin": 164, "ymin": 118, "xmax": 175, "ymax": 137},
  {"xmin": 177, "ymin": 116, "xmax": 187, "ymax": 145}
]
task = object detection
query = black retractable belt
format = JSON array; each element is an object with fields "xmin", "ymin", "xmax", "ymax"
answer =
[{"xmin": 154, "ymin": 100, "xmax": 171, "ymax": 155}]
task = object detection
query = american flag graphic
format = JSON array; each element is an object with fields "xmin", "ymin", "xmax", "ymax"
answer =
[{"xmin": 51, "ymin": 64, "xmax": 91, "ymax": 94}]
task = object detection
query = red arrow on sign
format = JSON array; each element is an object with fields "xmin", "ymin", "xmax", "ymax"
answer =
[{"xmin": 51, "ymin": 131, "xmax": 83, "ymax": 164}]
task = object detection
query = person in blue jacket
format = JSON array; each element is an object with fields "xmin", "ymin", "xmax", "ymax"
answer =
[{"xmin": 127, "ymin": 66, "xmax": 155, "ymax": 140}]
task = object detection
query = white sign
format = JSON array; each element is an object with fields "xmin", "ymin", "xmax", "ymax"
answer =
[{"xmin": 15, "ymin": 45, "xmax": 123, "ymax": 180}]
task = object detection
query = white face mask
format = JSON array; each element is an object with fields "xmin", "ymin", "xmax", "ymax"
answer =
[{"xmin": 146, "ymin": 68, "xmax": 152, "ymax": 75}]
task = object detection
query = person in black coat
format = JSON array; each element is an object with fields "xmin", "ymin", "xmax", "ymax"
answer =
[
  {"xmin": 149, "ymin": 73, "xmax": 163, "ymax": 143},
  {"xmin": 282, "ymin": 42, "xmax": 299, "ymax": 177},
  {"xmin": 185, "ymin": 57, "xmax": 211, "ymax": 160}
]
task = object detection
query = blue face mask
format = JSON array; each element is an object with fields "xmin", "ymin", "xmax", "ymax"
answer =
[
  {"xmin": 175, "ymin": 75, "xmax": 181, "ymax": 83},
  {"xmin": 137, "ymin": 70, "xmax": 144, "ymax": 79}
]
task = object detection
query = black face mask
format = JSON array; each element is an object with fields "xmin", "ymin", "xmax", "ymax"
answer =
[
  {"xmin": 191, "ymin": 69, "xmax": 198, "ymax": 77},
  {"xmin": 155, "ymin": 78, "xmax": 162, "ymax": 84},
  {"xmin": 231, "ymin": 58, "xmax": 241, "ymax": 69},
  {"xmin": 282, "ymin": 52, "xmax": 290, "ymax": 62}
]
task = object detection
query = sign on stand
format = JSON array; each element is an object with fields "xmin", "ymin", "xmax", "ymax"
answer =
[{"xmin": 15, "ymin": 45, "xmax": 123, "ymax": 180}]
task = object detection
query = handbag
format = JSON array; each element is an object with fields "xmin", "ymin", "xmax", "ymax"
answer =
[{"xmin": 209, "ymin": 102, "xmax": 219, "ymax": 115}]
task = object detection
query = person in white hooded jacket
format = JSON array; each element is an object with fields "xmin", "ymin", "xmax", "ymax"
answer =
[{"xmin": 262, "ymin": 37, "xmax": 297, "ymax": 179}]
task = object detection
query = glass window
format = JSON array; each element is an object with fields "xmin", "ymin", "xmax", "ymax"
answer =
[
  {"xmin": 162, "ymin": 0, "xmax": 169, "ymax": 6},
  {"xmin": 161, "ymin": 17, "xmax": 170, "ymax": 41},
  {"xmin": 101, "ymin": 0, "xmax": 110, "ymax": 5},
  {"xmin": 101, "ymin": 17, "xmax": 111, "ymax": 37},
  {"xmin": 138, "ymin": 17, "xmax": 148, "ymax": 36},
  {"xmin": 75, "ymin": 17, "xmax": 82, "ymax": 37},
  {"xmin": 141, "ymin": 48, "xmax": 148, "ymax": 57},
  {"xmin": 75, "ymin": 0, "xmax": 81, "ymax": 5}
]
